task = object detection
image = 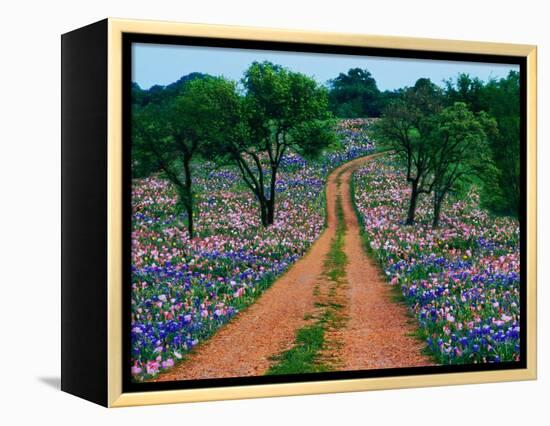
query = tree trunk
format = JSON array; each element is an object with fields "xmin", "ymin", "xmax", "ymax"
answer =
[
  {"xmin": 266, "ymin": 165, "xmax": 278, "ymax": 225},
  {"xmin": 186, "ymin": 201, "xmax": 194, "ymax": 239},
  {"xmin": 259, "ymin": 198, "xmax": 269, "ymax": 227},
  {"xmin": 266, "ymin": 200, "xmax": 275, "ymax": 225},
  {"xmin": 183, "ymin": 158, "xmax": 194, "ymax": 239},
  {"xmin": 406, "ymin": 180, "xmax": 419, "ymax": 225},
  {"xmin": 432, "ymin": 193, "xmax": 442, "ymax": 228}
]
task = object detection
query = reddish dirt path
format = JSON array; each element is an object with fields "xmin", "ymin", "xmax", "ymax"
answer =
[
  {"xmin": 336, "ymin": 157, "xmax": 433, "ymax": 370},
  {"xmin": 153, "ymin": 154, "xmax": 430, "ymax": 382}
]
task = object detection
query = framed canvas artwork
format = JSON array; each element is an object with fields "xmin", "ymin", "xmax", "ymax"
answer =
[{"xmin": 61, "ymin": 18, "xmax": 537, "ymax": 407}]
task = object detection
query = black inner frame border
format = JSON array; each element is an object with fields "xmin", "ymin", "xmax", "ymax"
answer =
[{"xmin": 122, "ymin": 32, "xmax": 528, "ymax": 394}]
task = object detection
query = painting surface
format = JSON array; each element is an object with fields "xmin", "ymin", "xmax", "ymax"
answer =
[{"xmin": 129, "ymin": 43, "xmax": 521, "ymax": 382}]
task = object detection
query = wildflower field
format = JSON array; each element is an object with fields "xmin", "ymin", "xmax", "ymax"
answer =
[
  {"xmin": 130, "ymin": 118, "xmax": 521, "ymax": 381},
  {"xmin": 352, "ymin": 156, "xmax": 521, "ymax": 364},
  {"xmin": 130, "ymin": 119, "xmax": 375, "ymax": 380}
]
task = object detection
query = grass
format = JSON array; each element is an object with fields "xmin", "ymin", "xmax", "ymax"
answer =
[
  {"xmin": 266, "ymin": 195, "xmax": 348, "ymax": 375},
  {"xmin": 326, "ymin": 195, "xmax": 347, "ymax": 281},
  {"xmin": 266, "ymin": 323, "xmax": 327, "ymax": 375}
]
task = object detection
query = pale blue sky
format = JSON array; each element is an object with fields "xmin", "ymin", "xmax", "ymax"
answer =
[{"xmin": 132, "ymin": 43, "xmax": 519, "ymax": 91}]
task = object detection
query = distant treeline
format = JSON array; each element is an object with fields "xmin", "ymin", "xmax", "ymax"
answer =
[{"xmin": 132, "ymin": 68, "xmax": 391, "ymax": 117}]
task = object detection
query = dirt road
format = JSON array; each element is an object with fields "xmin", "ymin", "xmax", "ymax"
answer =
[{"xmin": 154, "ymin": 154, "xmax": 430, "ymax": 382}]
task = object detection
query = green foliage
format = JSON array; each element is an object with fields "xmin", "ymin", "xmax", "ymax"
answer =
[
  {"xmin": 243, "ymin": 61, "xmax": 333, "ymax": 134},
  {"xmin": 133, "ymin": 62, "xmax": 336, "ymax": 230},
  {"xmin": 370, "ymin": 78, "xmax": 444, "ymax": 224},
  {"xmin": 172, "ymin": 76, "xmax": 241, "ymax": 152},
  {"xmin": 325, "ymin": 195, "xmax": 348, "ymax": 282},
  {"xmin": 371, "ymin": 71, "xmax": 520, "ymax": 225},
  {"xmin": 205, "ymin": 61, "xmax": 336, "ymax": 227},
  {"xmin": 132, "ymin": 103, "xmax": 172, "ymax": 178},
  {"xmin": 481, "ymin": 72, "xmax": 521, "ymax": 216},
  {"xmin": 290, "ymin": 119, "xmax": 338, "ymax": 160},
  {"xmin": 445, "ymin": 73, "xmax": 485, "ymax": 112},
  {"xmin": 328, "ymin": 68, "xmax": 382, "ymax": 118},
  {"xmin": 131, "ymin": 72, "xmax": 208, "ymax": 107},
  {"xmin": 426, "ymin": 102, "xmax": 495, "ymax": 226},
  {"xmin": 445, "ymin": 72, "xmax": 520, "ymax": 216},
  {"xmin": 131, "ymin": 72, "xmax": 213, "ymax": 178},
  {"xmin": 265, "ymin": 324, "xmax": 327, "ymax": 375},
  {"xmin": 132, "ymin": 76, "xmax": 239, "ymax": 238}
]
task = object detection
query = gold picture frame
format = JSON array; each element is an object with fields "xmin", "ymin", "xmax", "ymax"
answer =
[{"xmin": 61, "ymin": 17, "xmax": 537, "ymax": 407}]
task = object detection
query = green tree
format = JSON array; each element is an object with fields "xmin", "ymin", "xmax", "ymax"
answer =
[
  {"xmin": 328, "ymin": 68, "xmax": 382, "ymax": 118},
  {"xmin": 131, "ymin": 73, "xmax": 208, "ymax": 107},
  {"xmin": 479, "ymin": 72, "xmax": 521, "ymax": 216},
  {"xmin": 132, "ymin": 103, "xmax": 170, "ymax": 179},
  {"xmin": 444, "ymin": 71, "xmax": 520, "ymax": 216},
  {"xmin": 444, "ymin": 73, "xmax": 485, "ymax": 112},
  {"xmin": 210, "ymin": 62, "xmax": 336, "ymax": 227},
  {"xmin": 132, "ymin": 76, "xmax": 236, "ymax": 238},
  {"xmin": 426, "ymin": 103, "xmax": 496, "ymax": 227},
  {"xmin": 371, "ymin": 78, "xmax": 444, "ymax": 224},
  {"xmin": 379, "ymin": 88, "xmax": 404, "ymax": 110}
]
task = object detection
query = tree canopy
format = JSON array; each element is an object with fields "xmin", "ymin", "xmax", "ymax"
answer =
[
  {"xmin": 445, "ymin": 71, "xmax": 520, "ymax": 215},
  {"xmin": 372, "ymin": 70, "xmax": 520, "ymax": 227},
  {"xmin": 425, "ymin": 103, "xmax": 496, "ymax": 227},
  {"xmin": 328, "ymin": 68, "xmax": 382, "ymax": 118},
  {"xmin": 132, "ymin": 75, "xmax": 237, "ymax": 238},
  {"xmin": 370, "ymin": 78, "xmax": 444, "ymax": 224},
  {"xmin": 131, "ymin": 72, "xmax": 209, "ymax": 107}
]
